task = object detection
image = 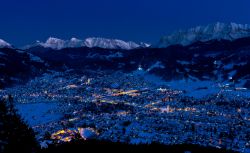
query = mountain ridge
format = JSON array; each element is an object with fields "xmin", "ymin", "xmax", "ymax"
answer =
[
  {"xmin": 24, "ymin": 37, "xmax": 150, "ymax": 50},
  {"xmin": 157, "ymin": 22, "xmax": 250, "ymax": 47}
]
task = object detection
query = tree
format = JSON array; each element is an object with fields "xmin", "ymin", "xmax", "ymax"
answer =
[{"xmin": 0, "ymin": 97, "xmax": 39, "ymax": 153}]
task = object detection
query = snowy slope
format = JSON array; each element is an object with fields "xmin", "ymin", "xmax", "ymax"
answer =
[
  {"xmin": 28, "ymin": 37, "xmax": 150, "ymax": 50},
  {"xmin": 0, "ymin": 39, "xmax": 12, "ymax": 48},
  {"xmin": 157, "ymin": 22, "xmax": 250, "ymax": 47}
]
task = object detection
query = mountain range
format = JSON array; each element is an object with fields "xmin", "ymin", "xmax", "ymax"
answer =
[
  {"xmin": 22, "ymin": 37, "xmax": 150, "ymax": 50},
  {"xmin": 1, "ymin": 22, "xmax": 250, "ymax": 89},
  {"xmin": 1, "ymin": 22, "xmax": 250, "ymax": 50}
]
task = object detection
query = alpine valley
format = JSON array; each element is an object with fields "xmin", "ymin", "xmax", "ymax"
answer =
[{"xmin": 1, "ymin": 22, "xmax": 250, "ymax": 153}]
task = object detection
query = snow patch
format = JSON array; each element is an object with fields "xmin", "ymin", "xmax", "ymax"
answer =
[
  {"xmin": 166, "ymin": 79, "xmax": 220, "ymax": 99},
  {"xmin": 147, "ymin": 61, "xmax": 165, "ymax": 71},
  {"xmin": 29, "ymin": 53, "xmax": 44, "ymax": 63},
  {"xmin": 177, "ymin": 60, "xmax": 190, "ymax": 65}
]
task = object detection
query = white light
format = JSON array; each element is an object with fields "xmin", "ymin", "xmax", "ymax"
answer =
[{"xmin": 138, "ymin": 65, "xmax": 143, "ymax": 71}]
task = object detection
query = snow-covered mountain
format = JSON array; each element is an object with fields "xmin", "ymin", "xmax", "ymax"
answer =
[
  {"xmin": 0, "ymin": 39, "xmax": 12, "ymax": 48},
  {"xmin": 157, "ymin": 22, "xmax": 250, "ymax": 47},
  {"xmin": 28, "ymin": 37, "xmax": 150, "ymax": 50},
  {"xmin": 84, "ymin": 37, "xmax": 140, "ymax": 50},
  {"xmin": 40, "ymin": 37, "xmax": 67, "ymax": 50}
]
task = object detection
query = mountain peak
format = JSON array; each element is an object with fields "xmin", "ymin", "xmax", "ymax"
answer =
[
  {"xmin": 41, "ymin": 37, "xmax": 66, "ymax": 50},
  {"xmin": 0, "ymin": 39, "xmax": 12, "ymax": 48},
  {"xmin": 157, "ymin": 22, "xmax": 250, "ymax": 47}
]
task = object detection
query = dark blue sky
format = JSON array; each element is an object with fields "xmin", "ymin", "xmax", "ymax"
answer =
[{"xmin": 0, "ymin": 0, "xmax": 250, "ymax": 46}]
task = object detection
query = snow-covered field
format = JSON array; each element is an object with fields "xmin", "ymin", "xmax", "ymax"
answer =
[{"xmin": 16, "ymin": 102, "xmax": 62, "ymax": 127}]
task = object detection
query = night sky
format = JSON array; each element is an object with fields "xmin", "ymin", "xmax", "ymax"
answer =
[{"xmin": 0, "ymin": 0, "xmax": 250, "ymax": 46}]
